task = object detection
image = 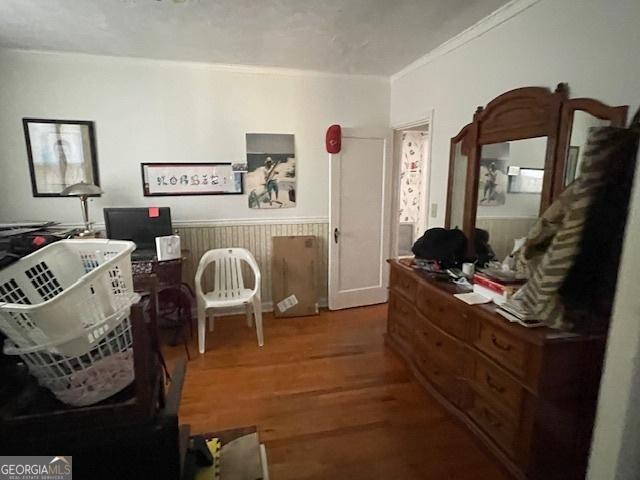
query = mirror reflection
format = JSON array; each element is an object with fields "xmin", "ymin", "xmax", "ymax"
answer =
[
  {"xmin": 475, "ymin": 137, "xmax": 547, "ymax": 263},
  {"xmin": 564, "ymin": 111, "xmax": 611, "ymax": 186},
  {"xmin": 449, "ymin": 140, "xmax": 467, "ymax": 230}
]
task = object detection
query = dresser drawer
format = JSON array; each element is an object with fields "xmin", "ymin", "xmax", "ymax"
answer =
[
  {"xmin": 390, "ymin": 267, "xmax": 417, "ymax": 302},
  {"xmin": 388, "ymin": 315, "xmax": 414, "ymax": 353},
  {"xmin": 389, "ymin": 291, "xmax": 416, "ymax": 325},
  {"xmin": 472, "ymin": 356, "xmax": 523, "ymax": 418},
  {"xmin": 468, "ymin": 394, "xmax": 517, "ymax": 457},
  {"xmin": 413, "ymin": 347, "xmax": 470, "ymax": 409},
  {"xmin": 416, "ymin": 283, "xmax": 469, "ymax": 340},
  {"xmin": 415, "ymin": 316, "xmax": 466, "ymax": 376},
  {"xmin": 474, "ymin": 323, "xmax": 528, "ymax": 378}
]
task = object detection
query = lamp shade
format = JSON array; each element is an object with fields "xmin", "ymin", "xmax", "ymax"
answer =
[{"xmin": 61, "ymin": 182, "xmax": 103, "ymax": 197}]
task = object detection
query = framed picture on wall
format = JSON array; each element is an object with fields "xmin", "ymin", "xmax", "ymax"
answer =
[
  {"xmin": 22, "ymin": 118, "xmax": 100, "ymax": 197},
  {"xmin": 141, "ymin": 162, "xmax": 243, "ymax": 196},
  {"xmin": 245, "ymin": 133, "xmax": 296, "ymax": 209}
]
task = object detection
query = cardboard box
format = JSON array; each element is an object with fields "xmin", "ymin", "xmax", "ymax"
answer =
[{"xmin": 271, "ymin": 236, "xmax": 319, "ymax": 317}]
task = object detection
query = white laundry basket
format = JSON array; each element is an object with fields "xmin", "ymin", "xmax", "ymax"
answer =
[
  {"xmin": 3, "ymin": 305, "xmax": 136, "ymax": 406},
  {"xmin": 0, "ymin": 239, "xmax": 138, "ymax": 357}
]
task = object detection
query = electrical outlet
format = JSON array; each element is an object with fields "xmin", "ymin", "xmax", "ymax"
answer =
[{"xmin": 430, "ymin": 203, "xmax": 438, "ymax": 218}]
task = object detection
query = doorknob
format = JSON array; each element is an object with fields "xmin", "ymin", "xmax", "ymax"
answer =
[{"xmin": 334, "ymin": 227, "xmax": 340, "ymax": 244}]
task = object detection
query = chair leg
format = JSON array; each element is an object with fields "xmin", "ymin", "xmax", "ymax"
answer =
[
  {"xmin": 197, "ymin": 303, "xmax": 206, "ymax": 354},
  {"xmin": 253, "ymin": 297, "xmax": 264, "ymax": 347},
  {"xmin": 208, "ymin": 314, "xmax": 215, "ymax": 332},
  {"xmin": 179, "ymin": 295, "xmax": 191, "ymax": 361},
  {"xmin": 245, "ymin": 303, "xmax": 253, "ymax": 327},
  {"xmin": 183, "ymin": 329, "xmax": 191, "ymax": 360}
]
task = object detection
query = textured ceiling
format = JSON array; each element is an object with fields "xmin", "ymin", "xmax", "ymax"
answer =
[{"xmin": 0, "ymin": 0, "xmax": 509, "ymax": 75}]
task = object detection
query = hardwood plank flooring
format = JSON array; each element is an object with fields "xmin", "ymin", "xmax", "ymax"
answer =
[{"xmin": 164, "ymin": 304, "xmax": 511, "ymax": 480}]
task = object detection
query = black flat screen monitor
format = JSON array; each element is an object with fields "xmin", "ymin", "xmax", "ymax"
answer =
[{"xmin": 104, "ymin": 207, "xmax": 173, "ymax": 250}]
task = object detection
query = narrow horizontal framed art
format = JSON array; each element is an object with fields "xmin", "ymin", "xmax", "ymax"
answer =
[{"xmin": 141, "ymin": 162, "xmax": 243, "ymax": 196}]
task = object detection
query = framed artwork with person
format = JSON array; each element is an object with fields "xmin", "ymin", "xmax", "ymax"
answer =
[{"xmin": 23, "ymin": 118, "xmax": 100, "ymax": 197}]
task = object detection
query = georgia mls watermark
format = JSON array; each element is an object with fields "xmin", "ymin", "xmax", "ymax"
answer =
[{"xmin": 0, "ymin": 456, "xmax": 72, "ymax": 480}]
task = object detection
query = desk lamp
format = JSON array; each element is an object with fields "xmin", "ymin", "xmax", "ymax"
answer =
[{"xmin": 61, "ymin": 181, "xmax": 103, "ymax": 237}]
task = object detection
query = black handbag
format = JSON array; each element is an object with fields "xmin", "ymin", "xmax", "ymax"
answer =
[{"xmin": 412, "ymin": 228, "xmax": 467, "ymax": 268}]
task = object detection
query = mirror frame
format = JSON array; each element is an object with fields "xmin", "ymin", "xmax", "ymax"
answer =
[
  {"xmin": 462, "ymin": 84, "xmax": 567, "ymax": 256},
  {"xmin": 552, "ymin": 98, "xmax": 628, "ymax": 196},
  {"xmin": 445, "ymin": 83, "xmax": 629, "ymax": 259},
  {"xmin": 444, "ymin": 123, "xmax": 471, "ymax": 229}
]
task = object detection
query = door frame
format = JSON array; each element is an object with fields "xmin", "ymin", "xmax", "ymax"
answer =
[
  {"xmin": 390, "ymin": 110, "xmax": 434, "ymax": 258},
  {"xmin": 328, "ymin": 127, "xmax": 393, "ymax": 310}
]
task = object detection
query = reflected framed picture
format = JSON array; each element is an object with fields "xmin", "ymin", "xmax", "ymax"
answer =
[
  {"xmin": 23, "ymin": 118, "xmax": 100, "ymax": 197},
  {"xmin": 508, "ymin": 167, "xmax": 544, "ymax": 194},
  {"xmin": 478, "ymin": 158, "xmax": 507, "ymax": 206},
  {"xmin": 564, "ymin": 146, "xmax": 580, "ymax": 186}
]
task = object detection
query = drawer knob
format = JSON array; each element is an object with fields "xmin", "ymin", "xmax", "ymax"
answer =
[
  {"xmin": 491, "ymin": 334, "xmax": 513, "ymax": 352},
  {"xmin": 486, "ymin": 374, "xmax": 506, "ymax": 394},
  {"xmin": 435, "ymin": 341, "xmax": 443, "ymax": 347}
]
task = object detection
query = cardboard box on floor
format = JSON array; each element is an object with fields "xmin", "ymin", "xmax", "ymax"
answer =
[{"xmin": 271, "ymin": 236, "xmax": 319, "ymax": 317}]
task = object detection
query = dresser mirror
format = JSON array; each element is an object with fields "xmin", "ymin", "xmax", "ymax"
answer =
[
  {"xmin": 562, "ymin": 112, "xmax": 610, "ymax": 186},
  {"xmin": 554, "ymin": 98, "xmax": 628, "ymax": 194},
  {"xmin": 446, "ymin": 126, "xmax": 470, "ymax": 230},
  {"xmin": 445, "ymin": 84, "xmax": 628, "ymax": 261},
  {"xmin": 475, "ymin": 137, "xmax": 547, "ymax": 261}
]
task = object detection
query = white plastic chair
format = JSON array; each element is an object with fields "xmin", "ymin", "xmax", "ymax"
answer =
[{"xmin": 195, "ymin": 248, "xmax": 264, "ymax": 354}]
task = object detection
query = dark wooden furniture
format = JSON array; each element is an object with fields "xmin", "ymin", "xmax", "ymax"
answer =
[
  {"xmin": 133, "ymin": 257, "xmax": 194, "ymax": 359},
  {"xmin": 386, "ymin": 259, "xmax": 606, "ymax": 480},
  {"xmin": 0, "ymin": 298, "xmax": 190, "ymax": 480},
  {"xmin": 444, "ymin": 83, "xmax": 628, "ymax": 255}
]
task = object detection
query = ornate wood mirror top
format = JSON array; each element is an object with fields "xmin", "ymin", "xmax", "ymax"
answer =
[{"xmin": 445, "ymin": 83, "xmax": 628, "ymax": 262}]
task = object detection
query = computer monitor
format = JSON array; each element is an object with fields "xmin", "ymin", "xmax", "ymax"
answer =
[{"xmin": 103, "ymin": 207, "xmax": 173, "ymax": 250}]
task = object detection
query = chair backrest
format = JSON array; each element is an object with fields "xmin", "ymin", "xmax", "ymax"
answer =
[{"xmin": 195, "ymin": 248, "xmax": 261, "ymax": 296}]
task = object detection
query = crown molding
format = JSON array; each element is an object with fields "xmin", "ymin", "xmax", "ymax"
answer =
[
  {"xmin": 391, "ymin": 0, "xmax": 542, "ymax": 83},
  {"xmin": 0, "ymin": 47, "xmax": 388, "ymax": 83}
]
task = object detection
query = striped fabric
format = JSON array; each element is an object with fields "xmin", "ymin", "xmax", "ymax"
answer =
[{"xmin": 505, "ymin": 126, "xmax": 620, "ymax": 330}]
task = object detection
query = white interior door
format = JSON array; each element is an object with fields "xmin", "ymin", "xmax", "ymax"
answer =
[{"xmin": 329, "ymin": 128, "xmax": 393, "ymax": 310}]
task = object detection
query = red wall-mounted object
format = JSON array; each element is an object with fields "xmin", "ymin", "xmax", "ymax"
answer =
[{"xmin": 326, "ymin": 124, "xmax": 341, "ymax": 154}]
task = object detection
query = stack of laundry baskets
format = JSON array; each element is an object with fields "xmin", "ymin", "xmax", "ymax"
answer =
[{"xmin": 0, "ymin": 239, "xmax": 140, "ymax": 406}]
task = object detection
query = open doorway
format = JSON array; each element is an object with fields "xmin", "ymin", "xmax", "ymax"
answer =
[{"xmin": 391, "ymin": 121, "xmax": 431, "ymax": 257}]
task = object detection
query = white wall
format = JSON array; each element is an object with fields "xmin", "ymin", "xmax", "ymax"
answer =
[
  {"xmin": 391, "ymin": 1, "xmax": 640, "ymax": 477},
  {"xmin": 391, "ymin": 0, "xmax": 640, "ymax": 227},
  {"xmin": 0, "ymin": 49, "xmax": 389, "ymax": 224}
]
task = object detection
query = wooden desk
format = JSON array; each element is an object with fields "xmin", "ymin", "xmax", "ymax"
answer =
[{"xmin": 133, "ymin": 257, "xmax": 193, "ymax": 359}]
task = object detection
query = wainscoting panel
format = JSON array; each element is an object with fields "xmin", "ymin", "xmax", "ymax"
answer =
[
  {"xmin": 177, "ymin": 222, "xmax": 329, "ymax": 309},
  {"xmin": 476, "ymin": 217, "xmax": 537, "ymax": 261}
]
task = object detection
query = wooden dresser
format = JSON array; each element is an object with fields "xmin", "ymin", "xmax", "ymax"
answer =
[{"xmin": 386, "ymin": 259, "xmax": 606, "ymax": 480}]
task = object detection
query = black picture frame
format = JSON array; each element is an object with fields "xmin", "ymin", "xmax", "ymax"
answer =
[
  {"xmin": 141, "ymin": 162, "xmax": 244, "ymax": 197},
  {"xmin": 564, "ymin": 146, "xmax": 580, "ymax": 186},
  {"xmin": 23, "ymin": 118, "xmax": 100, "ymax": 197}
]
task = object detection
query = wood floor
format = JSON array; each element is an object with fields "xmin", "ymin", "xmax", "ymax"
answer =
[{"xmin": 164, "ymin": 304, "xmax": 511, "ymax": 480}]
